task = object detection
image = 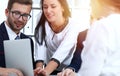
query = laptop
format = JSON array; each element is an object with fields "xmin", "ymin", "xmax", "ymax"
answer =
[{"xmin": 4, "ymin": 39, "xmax": 34, "ymax": 76}]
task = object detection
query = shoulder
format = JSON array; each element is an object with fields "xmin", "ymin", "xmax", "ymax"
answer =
[
  {"xmin": 91, "ymin": 14, "xmax": 120, "ymax": 31},
  {"xmin": 20, "ymin": 33, "xmax": 34, "ymax": 43},
  {"xmin": 68, "ymin": 18, "xmax": 90, "ymax": 32},
  {"xmin": 0, "ymin": 22, "xmax": 5, "ymax": 29},
  {"xmin": 0, "ymin": 22, "xmax": 8, "ymax": 37},
  {"xmin": 20, "ymin": 33, "xmax": 30, "ymax": 39}
]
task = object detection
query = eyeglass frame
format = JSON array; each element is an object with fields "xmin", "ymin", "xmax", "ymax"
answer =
[{"xmin": 10, "ymin": 10, "xmax": 31, "ymax": 21}]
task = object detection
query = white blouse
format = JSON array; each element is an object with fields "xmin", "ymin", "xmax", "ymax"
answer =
[
  {"xmin": 77, "ymin": 14, "xmax": 120, "ymax": 76},
  {"xmin": 34, "ymin": 18, "xmax": 89, "ymax": 70}
]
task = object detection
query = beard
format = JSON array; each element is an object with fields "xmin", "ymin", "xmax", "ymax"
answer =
[{"xmin": 7, "ymin": 16, "xmax": 26, "ymax": 33}]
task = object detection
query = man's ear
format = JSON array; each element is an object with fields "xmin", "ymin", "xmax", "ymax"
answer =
[{"xmin": 5, "ymin": 9, "xmax": 9, "ymax": 17}]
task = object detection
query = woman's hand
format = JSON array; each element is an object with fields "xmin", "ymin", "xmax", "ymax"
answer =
[
  {"xmin": 57, "ymin": 68, "xmax": 76, "ymax": 76},
  {"xmin": 34, "ymin": 67, "xmax": 48, "ymax": 76}
]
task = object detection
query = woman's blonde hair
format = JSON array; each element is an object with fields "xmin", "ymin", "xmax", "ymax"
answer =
[
  {"xmin": 90, "ymin": 0, "xmax": 120, "ymax": 22},
  {"xmin": 98, "ymin": 0, "xmax": 120, "ymax": 11}
]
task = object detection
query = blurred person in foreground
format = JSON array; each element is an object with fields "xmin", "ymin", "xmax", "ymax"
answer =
[{"xmin": 57, "ymin": 0, "xmax": 120, "ymax": 76}]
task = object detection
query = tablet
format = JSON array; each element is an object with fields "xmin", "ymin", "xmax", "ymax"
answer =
[{"xmin": 4, "ymin": 39, "xmax": 34, "ymax": 76}]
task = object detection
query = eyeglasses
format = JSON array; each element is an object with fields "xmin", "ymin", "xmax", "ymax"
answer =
[{"xmin": 10, "ymin": 11, "xmax": 31, "ymax": 21}]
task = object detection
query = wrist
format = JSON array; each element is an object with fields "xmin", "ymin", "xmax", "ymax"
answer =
[
  {"xmin": 35, "ymin": 60, "xmax": 44, "ymax": 68},
  {"xmin": 50, "ymin": 58, "xmax": 60, "ymax": 68},
  {"xmin": 65, "ymin": 67, "xmax": 75, "ymax": 72}
]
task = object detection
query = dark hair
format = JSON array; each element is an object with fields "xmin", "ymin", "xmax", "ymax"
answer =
[
  {"xmin": 7, "ymin": 0, "xmax": 33, "ymax": 10},
  {"xmin": 34, "ymin": 0, "xmax": 71, "ymax": 45}
]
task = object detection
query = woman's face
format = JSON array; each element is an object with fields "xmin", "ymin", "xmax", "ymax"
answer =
[{"xmin": 43, "ymin": 0, "xmax": 64, "ymax": 23}]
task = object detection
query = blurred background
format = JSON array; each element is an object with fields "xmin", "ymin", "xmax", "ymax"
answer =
[{"xmin": 0, "ymin": 0, "xmax": 91, "ymax": 36}]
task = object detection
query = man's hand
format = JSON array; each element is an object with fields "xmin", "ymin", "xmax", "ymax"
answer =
[{"xmin": 0, "ymin": 67, "xmax": 23, "ymax": 76}]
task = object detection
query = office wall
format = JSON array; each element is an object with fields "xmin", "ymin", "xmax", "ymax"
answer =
[{"xmin": 0, "ymin": 0, "xmax": 8, "ymax": 24}]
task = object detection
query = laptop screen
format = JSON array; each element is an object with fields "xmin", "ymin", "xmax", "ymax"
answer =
[{"xmin": 4, "ymin": 39, "xmax": 34, "ymax": 76}]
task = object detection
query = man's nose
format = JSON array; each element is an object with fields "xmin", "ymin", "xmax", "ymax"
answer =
[{"xmin": 18, "ymin": 16, "xmax": 24, "ymax": 21}]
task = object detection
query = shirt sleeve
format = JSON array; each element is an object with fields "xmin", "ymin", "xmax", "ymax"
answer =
[
  {"xmin": 34, "ymin": 41, "xmax": 46, "ymax": 61},
  {"xmin": 34, "ymin": 27, "xmax": 47, "ymax": 62},
  {"xmin": 52, "ymin": 20, "xmax": 89, "ymax": 64},
  {"xmin": 52, "ymin": 29, "xmax": 77, "ymax": 64}
]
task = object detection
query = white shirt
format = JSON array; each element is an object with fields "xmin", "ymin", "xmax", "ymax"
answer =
[
  {"xmin": 77, "ymin": 14, "xmax": 120, "ymax": 76},
  {"xmin": 34, "ymin": 18, "xmax": 89, "ymax": 71}
]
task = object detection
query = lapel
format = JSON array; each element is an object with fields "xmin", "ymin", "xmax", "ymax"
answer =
[
  {"xmin": 20, "ymin": 33, "xmax": 29, "ymax": 39},
  {"xmin": 0, "ymin": 22, "xmax": 9, "ymax": 40}
]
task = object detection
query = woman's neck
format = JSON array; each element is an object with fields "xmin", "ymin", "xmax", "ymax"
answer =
[{"xmin": 49, "ymin": 18, "xmax": 68, "ymax": 33}]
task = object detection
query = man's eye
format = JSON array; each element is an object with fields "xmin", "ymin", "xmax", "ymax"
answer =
[
  {"xmin": 23, "ymin": 14, "xmax": 29, "ymax": 17},
  {"xmin": 14, "ymin": 12, "xmax": 21, "ymax": 15}
]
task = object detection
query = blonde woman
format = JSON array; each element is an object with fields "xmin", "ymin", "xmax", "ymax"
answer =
[{"xmin": 57, "ymin": 0, "xmax": 120, "ymax": 76}]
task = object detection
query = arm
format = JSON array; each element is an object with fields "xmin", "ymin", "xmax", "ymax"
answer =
[
  {"xmin": 34, "ymin": 39, "xmax": 46, "ymax": 68},
  {"xmin": 34, "ymin": 59, "xmax": 59, "ymax": 76},
  {"xmin": 34, "ymin": 39, "xmax": 47, "ymax": 75},
  {"xmin": 44, "ymin": 59, "xmax": 59, "ymax": 75},
  {"xmin": 51, "ymin": 21, "xmax": 89, "ymax": 65},
  {"xmin": 44, "ymin": 23, "xmax": 88, "ymax": 75}
]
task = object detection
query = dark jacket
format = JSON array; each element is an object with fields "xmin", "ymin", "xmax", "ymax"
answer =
[
  {"xmin": 68, "ymin": 29, "xmax": 87, "ymax": 72},
  {"xmin": 0, "ymin": 22, "xmax": 35, "ymax": 68}
]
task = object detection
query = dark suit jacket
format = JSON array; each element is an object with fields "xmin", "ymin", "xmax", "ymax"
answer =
[
  {"xmin": 0, "ymin": 22, "xmax": 35, "ymax": 68},
  {"xmin": 68, "ymin": 29, "xmax": 87, "ymax": 72}
]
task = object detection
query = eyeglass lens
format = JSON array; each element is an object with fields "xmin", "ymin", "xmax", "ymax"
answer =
[{"xmin": 10, "ymin": 11, "xmax": 31, "ymax": 21}]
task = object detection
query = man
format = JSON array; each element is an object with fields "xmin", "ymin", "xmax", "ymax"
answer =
[{"xmin": 0, "ymin": 0, "xmax": 33, "ymax": 75}]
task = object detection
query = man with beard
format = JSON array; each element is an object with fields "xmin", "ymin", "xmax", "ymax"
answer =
[{"xmin": 0, "ymin": 0, "xmax": 34, "ymax": 76}]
